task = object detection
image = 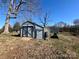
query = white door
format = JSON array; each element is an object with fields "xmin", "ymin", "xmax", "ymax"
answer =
[{"xmin": 37, "ymin": 30, "xmax": 42, "ymax": 39}]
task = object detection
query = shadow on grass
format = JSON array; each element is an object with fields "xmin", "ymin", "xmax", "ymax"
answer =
[
  {"xmin": 51, "ymin": 33, "xmax": 59, "ymax": 39},
  {"xmin": 11, "ymin": 34, "xmax": 20, "ymax": 37}
]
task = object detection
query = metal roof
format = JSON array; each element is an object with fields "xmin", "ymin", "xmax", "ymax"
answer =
[{"xmin": 22, "ymin": 21, "xmax": 44, "ymax": 28}]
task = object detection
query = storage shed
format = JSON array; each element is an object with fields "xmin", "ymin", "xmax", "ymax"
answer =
[{"xmin": 20, "ymin": 21, "xmax": 44, "ymax": 39}]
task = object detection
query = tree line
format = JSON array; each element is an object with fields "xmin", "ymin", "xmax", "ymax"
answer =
[
  {"xmin": 0, "ymin": 22, "xmax": 21, "ymax": 34},
  {"xmin": 57, "ymin": 19, "xmax": 79, "ymax": 36}
]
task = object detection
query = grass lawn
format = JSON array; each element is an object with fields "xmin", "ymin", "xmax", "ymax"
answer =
[{"xmin": 0, "ymin": 33, "xmax": 79, "ymax": 59}]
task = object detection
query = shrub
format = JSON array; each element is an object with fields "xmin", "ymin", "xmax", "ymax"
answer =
[
  {"xmin": 0, "ymin": 29, "xmax": 3, "ymax": 34},
  {"xmin": 13, "ymin": 22, "xmax": 21, "ymax": 32}
]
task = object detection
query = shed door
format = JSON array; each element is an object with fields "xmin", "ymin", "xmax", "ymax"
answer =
[
  {"xmin": 22, "ymin": 26, "xmax": 33, "ymax": 37},
  {"xmin": 28, "ymin": 27, "xmax": 33, "ymax": 37},
  {"xmin": 36, "ymin": 30, "xmax": 43, "ymax": 39},
  {"xmin": 22, "ymin": 27, "xmax": 28, "ymax": 37}
]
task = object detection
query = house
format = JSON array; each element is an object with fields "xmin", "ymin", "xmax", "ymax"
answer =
[{"xmin": 20, "ymin": 21, "xmax": 44, "ymax": 39}]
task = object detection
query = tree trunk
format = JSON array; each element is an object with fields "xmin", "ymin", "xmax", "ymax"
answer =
[{"xmin": 3, "ymin": 14, "xmax": 10, "ymax": 34}]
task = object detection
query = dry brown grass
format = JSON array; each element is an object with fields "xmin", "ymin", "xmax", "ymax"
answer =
[{"xmin": 0, "ymin": 33, "xmax": 79, "ymax": 59}]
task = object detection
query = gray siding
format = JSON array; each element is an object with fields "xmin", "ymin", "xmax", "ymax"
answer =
[{"xmin": 20, "ymin": 21, "xmax": 44, "ymax": 39}]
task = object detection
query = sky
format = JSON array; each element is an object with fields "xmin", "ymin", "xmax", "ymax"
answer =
[{"xmin": 0, "ymin": 0, "xmax": 79, "ymax": 28}]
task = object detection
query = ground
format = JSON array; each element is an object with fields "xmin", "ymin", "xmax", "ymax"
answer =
[{"xmin": 0, "ymin": 32, "xmax": 79, "ymax": 59}]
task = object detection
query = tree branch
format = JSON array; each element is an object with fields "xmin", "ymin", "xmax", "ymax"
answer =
[{"xmin": 15, "ymin": 0, "xmax": 26, "ymax": 12}]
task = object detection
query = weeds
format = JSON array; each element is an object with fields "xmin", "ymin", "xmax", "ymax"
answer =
[{"xmin": 0, "ymin": 33, "xmax": 78, "ymax": 59}]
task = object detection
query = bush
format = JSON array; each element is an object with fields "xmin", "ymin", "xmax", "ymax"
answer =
[
  {"xmin": 13, "ymin": 22, "xmax": 21, "ymax": 32},
  {"xmin": 0, "ymin": 29, "xmax": 3, "ymax": 34},
  {"xmin": 51, "ymin": 33, "xmax": 59, "ymax": 39}
]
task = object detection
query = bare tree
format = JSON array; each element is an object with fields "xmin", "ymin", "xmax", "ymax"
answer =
[
  {"xmin": 3, "ymin": 0, "xmax": 24, "ymax": 33},
  {"xmin": 1, "ymin": 0, "xmax": 40, "ymax": 34},
  {"xmin": 40, "ymin": 12, "xmax": 48, "ymax": 28},
  {"xmin": 39, "ymin": 12, "xmax": 49, "ymax": 40}
]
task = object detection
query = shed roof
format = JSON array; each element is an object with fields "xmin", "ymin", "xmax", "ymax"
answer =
[{"xmin": 22, "ymin": 21, "xmax": 44, "ymax": 28}]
